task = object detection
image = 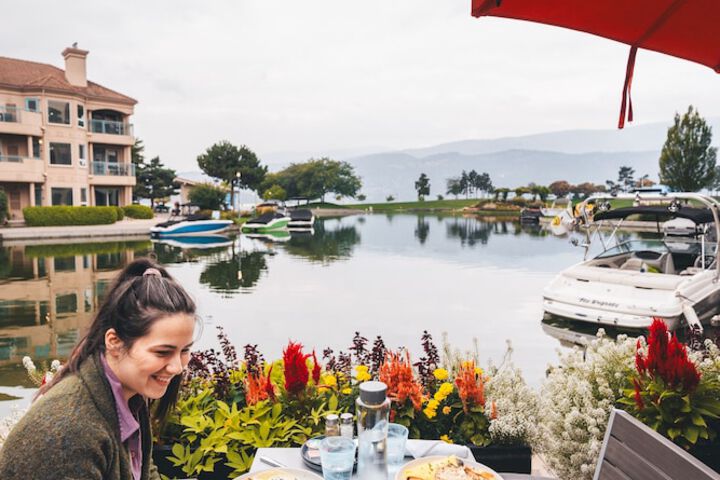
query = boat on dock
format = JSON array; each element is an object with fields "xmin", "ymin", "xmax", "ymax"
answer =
[
  {"xmin": 150, "ymin": 213, "xmax": 233, "ymax": 238},
  {"xmin": 543, "ymin": 192, "xmax": 720, "ymax": 332},
  {"xmin": 287, "ymin": 209, "xmax": 315, "ymax": 229}
]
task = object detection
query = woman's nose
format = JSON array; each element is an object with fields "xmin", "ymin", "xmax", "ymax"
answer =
[{"xmin": 167, "ymin": 354, "xmax": 183, "ymax": 375}]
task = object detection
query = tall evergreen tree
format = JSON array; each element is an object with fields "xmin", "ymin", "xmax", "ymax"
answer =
[{"xmin": 659, "ymin": 106, "xmax": 717, "ymax": 192}]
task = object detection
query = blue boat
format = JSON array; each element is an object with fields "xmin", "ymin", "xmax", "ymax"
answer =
[{"xmin": 150, "ymin": 213, "xmax": 233, "ymax": 238}]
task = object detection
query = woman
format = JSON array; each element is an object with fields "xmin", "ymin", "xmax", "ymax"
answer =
[{"xmin": 0, "ymin": 258, "xmax": 197, "ymax": 480}]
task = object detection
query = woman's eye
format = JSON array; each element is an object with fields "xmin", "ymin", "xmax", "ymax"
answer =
[{"xmin": 155, "ymin": 351, "xmax": 172, "ymax": 357}]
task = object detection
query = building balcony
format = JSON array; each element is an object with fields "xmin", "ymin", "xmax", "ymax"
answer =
[
  {"xmin": 88, "ymin": 119, "xmax": 134, "ymax": 146},
  {"xmin": 0, "ymin": 156, "xmax": 45, "ymax": 183},
  {"xmin": 0, "ymin": 107, "xmax": 43, "ymax": 136},
  {"xmin": 88, "ymin": 161, "xmax": 136, "ymax": 186}
]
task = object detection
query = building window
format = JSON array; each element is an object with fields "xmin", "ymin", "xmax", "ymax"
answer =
[
  {"xmin": 77, "ymin": 105, "xmax": 85, "ymax": 128},
  {"xmin": 80, "ymin": 187, "xmax": 87, "ymax": 205},
  {"xmin": 32, "ymin": 138, "xmax": 41, "ymax": 158},
  {"xmin": 51, "ymin": 187, "xmax": 73, "ymax": 206},
  {"xmin": 25, "ymin": 98, "xmax": 39, "ymax": 112},
  {"xmin": 49, "ymin": 143, "xmax": 72, "ymax": 165},
  {"xmin": 95, "ymin": 188, "xmax": 119, "ymax": 206},
  {"xmin": 47, "ymin": 100, "xmax": 70, "ymax": 125},
  {"xmin": 34, "ymin": 184, "xmax": 43, "ymax": 206}
]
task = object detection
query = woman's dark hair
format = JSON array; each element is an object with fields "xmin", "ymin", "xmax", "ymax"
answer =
[{"xmin": 39, "ymin": 257, "xmax": 197, "ymax": 422}]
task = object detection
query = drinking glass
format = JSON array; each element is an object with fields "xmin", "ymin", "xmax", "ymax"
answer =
[
  {"xmin": 386, "ymin": 423, "xmax": 409, "ymax": 477},
  {"xmin": 320, "ymin": 436, "xmax": 356, "ymax": 480}
]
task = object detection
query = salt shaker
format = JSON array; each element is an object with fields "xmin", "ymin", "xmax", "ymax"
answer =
[
  {"xmin": 325, "ymin": 413, "xmax": 340, "ymax": 437},
  {"xmin": 340, "ymin": 412, "xmax": 354, "ymax": 438}
]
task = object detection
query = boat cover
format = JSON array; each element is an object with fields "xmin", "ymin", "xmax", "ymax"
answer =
[
  {"xmin": 289, "ymin": 209, "xmax": 313, "ymax": 221},
  {"xmin": 594, "ymin": 206, "xmax": 715, "ymax": 224}
]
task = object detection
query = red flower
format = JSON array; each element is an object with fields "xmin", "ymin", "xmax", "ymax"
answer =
[
  {"xmin": 632, "ymin": 378, "xmax": 644, "ymax": 410},
  {"xmin": 636, "ymin": 318, "xmax": 701, "ymax": 394},
  {"xmin": 312, "ymin": 350, "xmax": 321, "ymax": 384},
  {"xmin": 283, "ymin": 341, "xmax": 311, "ymax": 395},
  {"xmin": 265, "ymin": 364, "xmax": 276, "ymax": 401}
]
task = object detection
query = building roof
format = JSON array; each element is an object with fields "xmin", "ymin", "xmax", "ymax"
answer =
[{"xmin": 0, "ymin": 56, "xmax": 137, "ymax": 105}]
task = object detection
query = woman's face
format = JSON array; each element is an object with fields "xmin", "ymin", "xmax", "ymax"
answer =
[{"xmin": 108, "ymin": 313, "xmax": 195, "ymax": 401}]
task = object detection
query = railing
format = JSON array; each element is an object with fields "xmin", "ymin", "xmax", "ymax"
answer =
[
  {"xmin": 89, "ymin": 119, "xmax": 133, "ymax": 136},
  {"xmin": 0, "ymin": 106, "xmax": 20, "ymax": 123},
  {"xmin": 0, "ymin": 155, "xmax": 25, "ymax": 163},
  {"xmin": 90, "ymin": 161, "xmax": 135, "ymax": 176}
]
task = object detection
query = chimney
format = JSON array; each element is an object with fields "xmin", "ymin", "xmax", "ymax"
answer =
[{"xmin": 61, "ymin": 45, "xmax": 89, "ymax": 87}]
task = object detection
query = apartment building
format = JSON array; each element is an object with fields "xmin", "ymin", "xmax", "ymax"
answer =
[{"xmin": 0, "ymin": 46, "xmax": 137, "ymax": 221}]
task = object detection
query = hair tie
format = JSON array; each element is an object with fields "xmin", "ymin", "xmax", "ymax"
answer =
[{"xmin": 143, "ymin": 268, "xmax": 162, "ymax": 277}]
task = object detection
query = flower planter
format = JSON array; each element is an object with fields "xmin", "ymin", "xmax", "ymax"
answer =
[
  {"xmin": 468, "ymin": 444, "xmax": 532, "ymax": 474},
  {"xmin": 690, "ymin": 443, "xmax": 720, "ymax": 473},
  {"xmin": 152, "ymin": 445, "xmax": 235, "ymax": 480}
]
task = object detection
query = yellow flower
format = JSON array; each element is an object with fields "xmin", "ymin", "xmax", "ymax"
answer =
[
  {"xmin": 322, "ymin": 374, "xmax": 337, "ymax": 387},
  {"xmin": 342, "ymin": 387, "xmax": 352, "ymax": 395},
  {"xmin": 440, "ymin": 435, "xmax": 453, "ymax": 444},
  {"xmin": 355, "ymin": 365, "xmax": 371, "ymax": 382},
  {"xmin": 433, "ymin": 368, "xmax": 449, "ymax": 381},
  {"xmin": 475, "ymin": 367, "xmax": 483, "ymax": 376},
  {"xmin": 423, "ymin": 406, "xmax": 437, "ymax": 419},
  {"xmin": 439, "ymin": 382, "xmax": 453, "ymax": 396},
  {"xmin": 442, "ymin": 406, "xmax": 451, "ymax": 415}
]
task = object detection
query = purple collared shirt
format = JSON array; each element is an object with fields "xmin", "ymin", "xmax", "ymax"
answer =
[{"xmin": 100, "ymin": 354, "xmax": 143, "ymax": 480}]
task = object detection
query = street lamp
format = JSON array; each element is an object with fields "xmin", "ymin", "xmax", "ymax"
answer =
[{"xmin": 234, "ymin": 171, "xmax": 241, "ymax": 211}]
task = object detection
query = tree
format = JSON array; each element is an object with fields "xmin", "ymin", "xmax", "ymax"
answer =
[
  {"xmin": 262, "ymin": 184, "xmax": 287, "ymax": 201},
  {"xmin": 659, "ymin": 106, "xmax": 718, "ymax": 192},
  {"xmin": 357, "ymin": 194, "xmax": 367, "ymax": 202},
  {"xmin": 131, "ymin": 138, "xmax": 145, "ymax": 202},
  {"xmin": 549, "ymin": 180, "xmax": 571, "ymax": 198},
  {"xmin": 415, "ymin": 173, "xmax": 430, "ymax": 200},
  {"xmin": 446, "ymin": 178, "xmax": 462, "ymax": 199},
  {"xmin": 197, "ymin": 141, "xmax": 267, "ymax": 208},
  {"xmin": 189, "ymin": 183, "xmax": 226, "ymax": 210},
  {"xmin": 260, "ymin": 158, "xmax": 361, "ymax": 202},
  {"xmin": 467, "ymin": 170, "xmax": 479, "ymax": 197},
  {"xmin": 134, "ymin": 156, "xmax": 178, "ymax": 207},
  {"xmin": 617, "ymin": 166, "xmax": 635, "ymax": 193},
  {"xmin": 386, "ymin": 195, "xmax": 395, "ymax": 202},
  {"xmin": 476, "ymin": 172, "xmax": 493, "ymax": 197}
]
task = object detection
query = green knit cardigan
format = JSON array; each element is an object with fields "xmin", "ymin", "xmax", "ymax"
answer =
[{"xmin": 0, "ymin": 354, "xmax": 161, "ymax": 480}]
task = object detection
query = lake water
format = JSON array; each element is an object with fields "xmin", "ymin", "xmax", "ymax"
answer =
[{"xmin": 0, "ymin": 213, "xmax": 610, "ymax": 416}]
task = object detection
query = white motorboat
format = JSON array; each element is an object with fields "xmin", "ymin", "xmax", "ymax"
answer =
[
  {"xmin": 150, "ymin": 213, "xmax": 233, "ymax": 238},
  {"xmin": 543, "ymin": 192, "xmax": 720, "ymax": 332},
  {"xmin": 287, "ymin": 209, "xmax": 315, "ymax": 229}
]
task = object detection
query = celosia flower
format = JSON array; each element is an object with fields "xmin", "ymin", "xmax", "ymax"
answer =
[
  {"xmin": 264, "ymin": 364, "xmax": 276, "ymax": 401},
  {"xmin": 455, "ymin": 360, "xmax": 485, "ymax": 413},
  {"xmin": 312, "ymin": 350, "xmax": 321, "ymax": 384},
  {"xmin": 355, "ymin": 365, "xmax": 372, "ymax": 382},
  {"xmin": 490, "ymin": 400, "xmax": 498, "ymax": 420},
  {"xmin": 433, "ymin": 368, "xmax": 448, "ymax": 381},
  {"xmin": 379, "ymin": 351, "xmax": 425, "ymax": 411},
  {"xmin": 283, "ymin": 341, "xmax": 311, "ymax": 395}
]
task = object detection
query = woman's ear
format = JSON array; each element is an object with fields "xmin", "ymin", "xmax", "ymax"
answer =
[{"xmin": 104, "ymin": 328, "xmax": 124, "ymax": 357}]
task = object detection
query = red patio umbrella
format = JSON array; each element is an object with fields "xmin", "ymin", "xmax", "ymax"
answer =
[{"xmin": 471, "ymin": 0, "xmax": 720, "ymax": 128}]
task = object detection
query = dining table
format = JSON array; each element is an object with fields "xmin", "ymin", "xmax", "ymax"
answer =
[{"xmin": 246, "ymin": 447, "xmax": 556, "ymax": 480}]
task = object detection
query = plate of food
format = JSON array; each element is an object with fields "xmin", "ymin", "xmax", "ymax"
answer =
[
  {"xmin": 396, "ymin": 455, "xmax": 503, "ymax": 480},
  {"xmin": 236, "ymin": 467, "xmax": 324, "ymax": 480}
]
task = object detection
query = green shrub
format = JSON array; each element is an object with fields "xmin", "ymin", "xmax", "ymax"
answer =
[
  {"xmin": 22, "ymin": 206, "xmax": 118, "ymax": 226},
  {"xmin": 0, "ymin": 190, "xmax": 8, "ymax": 223},
  {"xmin": 122, "ymin": 204, "xmax": 154, "ymax": 219},
  {"xmin": 189, "ymin": 184, "xmax": 226, "ymax": 210},
  {"xmin": 115, "ymin": 206, "xmax": 125, "ymax": 221}
]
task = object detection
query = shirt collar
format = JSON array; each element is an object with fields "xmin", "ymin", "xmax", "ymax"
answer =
[{"xmin": 100, "ymin": 353, "xmax": 141, "ymax": 443}]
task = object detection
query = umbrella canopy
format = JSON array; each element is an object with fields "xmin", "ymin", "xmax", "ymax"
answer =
[{"xmin": 471, "ymin": 0, "xmax": 720, "ymax": 128}]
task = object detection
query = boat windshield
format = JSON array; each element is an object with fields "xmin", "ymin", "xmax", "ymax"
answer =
[{"xmin": 594, "ymin": 240, "xmax": 671, "ymax": 259}]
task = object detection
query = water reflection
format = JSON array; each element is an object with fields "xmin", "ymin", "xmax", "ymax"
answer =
[
  {"xmin": 414, "ymin": 216, "xmax": 429, "ymax": 245},
  {"xmin": 283, "ymin": 221, "xmax": 360, "ymax": 264}
]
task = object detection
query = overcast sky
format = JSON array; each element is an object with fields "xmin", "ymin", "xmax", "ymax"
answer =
[{"xmin": 3, "ymin": 0, "xmax": 719, "ymax": 171}]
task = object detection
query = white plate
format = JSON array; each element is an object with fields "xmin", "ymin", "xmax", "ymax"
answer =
[
  {"xmin": 236, "ymin": 467, "xmax": 324, "ymax": 480},
  {"xmin": 395, "ymin": 455, "xmax": 503, "ymax": 480}
]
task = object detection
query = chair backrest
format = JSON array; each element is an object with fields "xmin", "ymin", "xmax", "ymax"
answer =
[{"xmin": 594, "ymin": 409, "xmax": 719, "ymax": 480}]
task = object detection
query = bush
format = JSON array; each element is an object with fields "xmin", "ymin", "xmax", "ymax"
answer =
[
  {"xmin": 115, "ymin": 206, "xmax": 125, "ymax": 221},
  {"xmin": 23, "ymin": 206, "xmax": 118, "ymax": 226},
  {"xmin": 122, "ymin": 205, "xmax": 154, "ymax": 219},
  {"xmin": 0, "ymin": 190, "xmax": 7, "ymax": 223},
  {"xmin": 189, "ymin": 184, "xmax": 226, "ymax": 210}
]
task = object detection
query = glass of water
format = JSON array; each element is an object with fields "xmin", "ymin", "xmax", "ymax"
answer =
[
  {"xmin": 386, "ymin": 423, "xmax": 409, "ymax": 477},
  {"xmin": 320, "ymin": 436, "xmax": 356, "ymax": 480}
]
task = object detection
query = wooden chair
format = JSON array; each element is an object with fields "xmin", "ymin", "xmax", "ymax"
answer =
[{"xmin": 594, "ymin": 409, "xmax": 719, "ymax": 480}]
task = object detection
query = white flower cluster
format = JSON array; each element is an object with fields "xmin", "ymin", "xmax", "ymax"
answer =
[
  {"xmin": 0, "ymin": 406, "xmax": 28, "ymax": 451},
  {"xmin": 537, "ymin": 330, "xmax": 636, "ymax": 480},
  {"xmin": 485, "ymin": 341, "xmax": 540, "ymax": 446},
  {"xmin": 22, "ymin": 356, "xmax": 36, "ymax": 374}
]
